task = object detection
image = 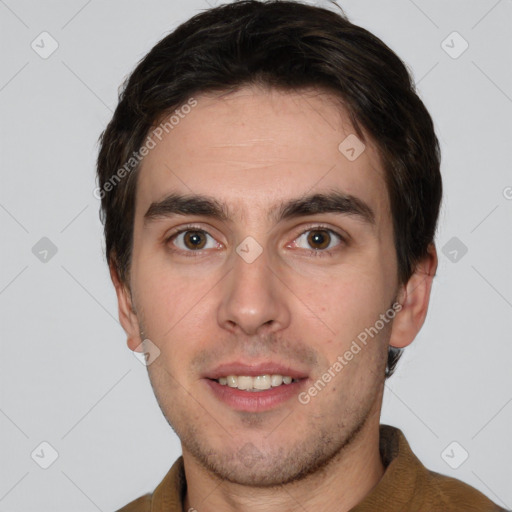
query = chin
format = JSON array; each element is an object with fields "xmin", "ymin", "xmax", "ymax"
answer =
[{"xmin": 183, "ymin": 426, "xmax": 360, "ymax": 488}]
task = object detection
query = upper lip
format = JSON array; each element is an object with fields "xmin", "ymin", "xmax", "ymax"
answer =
[{"xmin": 204, "ymin": 361, "xmax": 309, "ymax": 380}]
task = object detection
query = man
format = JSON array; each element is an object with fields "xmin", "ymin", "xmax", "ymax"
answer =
[{"xmin": 96, "ymin": 1, "xmax": 506, "ymax": 510}]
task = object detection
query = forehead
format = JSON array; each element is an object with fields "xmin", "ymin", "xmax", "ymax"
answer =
[{"xmin": 135, "ymin": 85, "xmax": 390, "ymax": 229}]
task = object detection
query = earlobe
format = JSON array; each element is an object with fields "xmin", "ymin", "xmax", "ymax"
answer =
[
  {"xmin": 389, "ymin": 243, "xmax": 438, "ymax": 349},
  {"xmin": 109, "ymin": 262, "xmax": 142, "ymax": 352}
]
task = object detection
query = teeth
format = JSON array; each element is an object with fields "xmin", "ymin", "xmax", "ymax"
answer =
[
  {"xmin": 215, "ymin": 374, "xmax": 298, "ymax": 391},
  {"xmin": 237, "ymin": 376, "xmax": 253, "ymax": 390},
  {"xmin": 271, "ymin": 374, "xmax": 283, "ymax": 386},
  {"xmin": 253, "ymin": 375, "xmax": 271, "ymax": 389}
]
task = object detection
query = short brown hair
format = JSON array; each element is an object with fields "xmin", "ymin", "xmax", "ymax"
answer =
[{"xmin": 97, "ymin": 0, "xmax": 442, "ymax": 377}]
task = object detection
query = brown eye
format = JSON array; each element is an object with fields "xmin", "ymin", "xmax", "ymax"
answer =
[
  {"xmin": 307, "ymin": 230, "xmax": 331, "ymax": 250},
  {"xmin": 292, "ymin": 227, "xmax": 344, "ymax": 255},
  {"xmin": 170, "ymin": 229, "xmax": 218, "ymax": 252},
  {"xmin": 183, "ymin": 231, "xmax": 207, "ymax": 250}
]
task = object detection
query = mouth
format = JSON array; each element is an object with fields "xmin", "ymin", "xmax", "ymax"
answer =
[
  {"xmin": 203, "ymin": 362, "xmax": 309, "ymax": 412},
  {"xmin": 210, "ymin": 374, "xmax": 301, "ymax": 391}
]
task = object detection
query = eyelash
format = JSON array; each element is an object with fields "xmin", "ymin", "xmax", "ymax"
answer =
[{"xmin": 165, "ymin": 223, "xmax": 346, "ymax": 258}]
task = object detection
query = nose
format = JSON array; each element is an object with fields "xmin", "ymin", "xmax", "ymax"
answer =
[{"xmin": 217, "ymin": 244, "xmax": 291, "ymax": 337}]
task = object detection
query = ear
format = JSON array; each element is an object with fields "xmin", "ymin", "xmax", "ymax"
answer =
[
  {"xmin": 389, "ymin": 243, "xmax": 438, "ymax": 349},
  {"xmin": 110, "ymin": 262, "xmax": 142, "ymax": 352}
]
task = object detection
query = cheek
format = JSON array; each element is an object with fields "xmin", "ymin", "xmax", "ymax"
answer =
[
  {"xmin": 131, "ymin": 258, "xmax": 193, "ymax": 339},
  {"xmin": 131, "ymin": 255, "xmax": 220, "ymax": 374},
  {"xmin": 289, "ymin": 260, "xmax": 390, "ymax": 343}
]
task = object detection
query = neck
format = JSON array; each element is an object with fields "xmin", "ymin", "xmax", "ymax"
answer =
[{"xmin": 182, "ymin": 410, "xmax": 385, "ymax": 512}]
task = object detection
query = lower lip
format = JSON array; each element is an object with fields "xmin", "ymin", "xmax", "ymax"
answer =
[{"xmin": 204, "ymin": 378, "xmax": 308, "ymax": 412}]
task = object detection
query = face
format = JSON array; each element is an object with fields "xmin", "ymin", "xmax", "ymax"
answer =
[{"xmin": 120, "ymin": 86, "xmax": 405, "ymax": 486}]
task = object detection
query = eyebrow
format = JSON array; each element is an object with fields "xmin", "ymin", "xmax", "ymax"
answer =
[{"xmin": 144, "ymin": 190, "xmax": 376, "ymax": 227}]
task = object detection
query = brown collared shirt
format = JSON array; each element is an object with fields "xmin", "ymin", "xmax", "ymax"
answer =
[{"xmin": 116, "ymin": 425, "xmax": 507, "ymax": 511}]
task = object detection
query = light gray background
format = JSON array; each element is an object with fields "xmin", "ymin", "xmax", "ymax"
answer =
[{"xmin": 1, "ymin": 0, "xmax": 511, "ymax": 510}]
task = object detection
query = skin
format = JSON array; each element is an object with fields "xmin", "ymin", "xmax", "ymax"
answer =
[{"xmin": 112, "ymin": 85, "xmax": 438, "ymax": 512}]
